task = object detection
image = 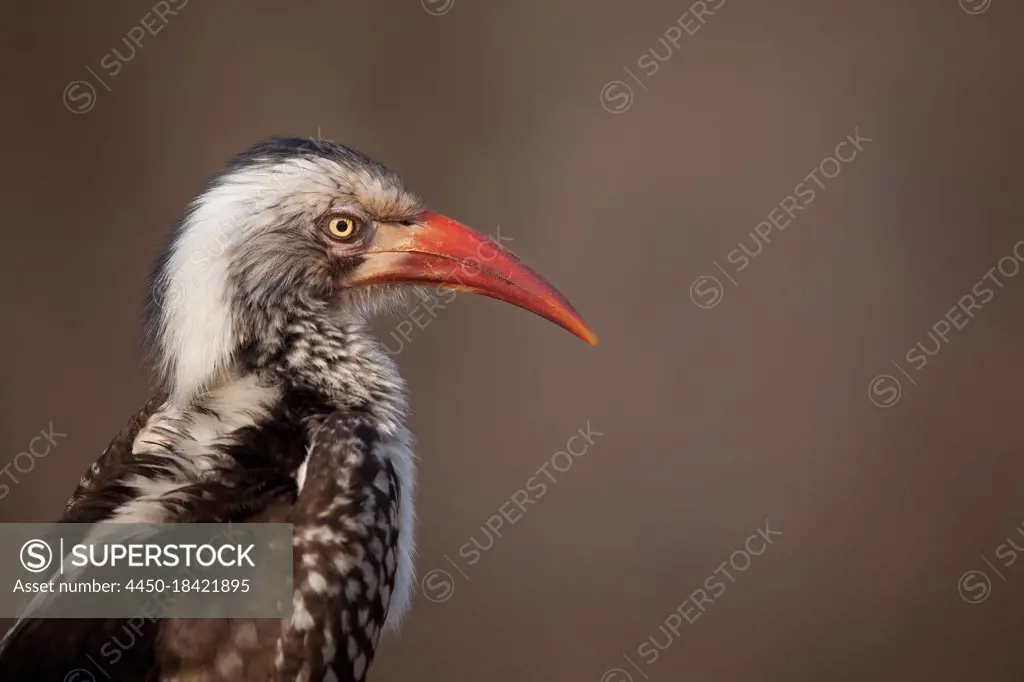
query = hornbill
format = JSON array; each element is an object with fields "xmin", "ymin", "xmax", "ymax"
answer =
[{"xmin": 0, "ymin": 137, "xmax": 596, "ymax": 681}]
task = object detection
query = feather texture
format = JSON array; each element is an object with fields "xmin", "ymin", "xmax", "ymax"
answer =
[{"xmin": 1, "ymin": 137, "xmax": 427, "ymax": 681}]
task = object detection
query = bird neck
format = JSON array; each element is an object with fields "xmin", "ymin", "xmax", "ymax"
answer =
[
  {"xmin": 248, "ymin": 302, "xmax": 408, "ymax": 435},
  {"xmin": 161, "ymin": 295, "xmax": 408, "ymax": 439}
]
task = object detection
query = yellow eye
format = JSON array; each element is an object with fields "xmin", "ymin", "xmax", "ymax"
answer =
[{"xmin": 327, "ymin": 216, "xmax": 357, "ymax": 239}]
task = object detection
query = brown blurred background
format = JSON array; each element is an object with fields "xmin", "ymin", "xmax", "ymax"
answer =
[{"xmin": 2, "ymin": 0, "xmax": 1024, "ymax": 679}]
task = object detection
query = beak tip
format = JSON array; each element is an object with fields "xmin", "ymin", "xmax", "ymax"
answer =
[
  {"xmin": 396, "ymin": 210, "xmax": 601, "ymax": 347},
  {"xmin": 577, "ymin": 327, "xmax": 599, "ymax": 346}
]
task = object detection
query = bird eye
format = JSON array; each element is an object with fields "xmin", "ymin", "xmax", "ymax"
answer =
[{"xmin": 327, "ymin": 216, "xmax": 358, "ymax": 240}]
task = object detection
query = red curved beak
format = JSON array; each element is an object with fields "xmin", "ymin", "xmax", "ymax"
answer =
[{"xmin": 350, "ymin": 211, "xmax": 598, "ymax": 345}]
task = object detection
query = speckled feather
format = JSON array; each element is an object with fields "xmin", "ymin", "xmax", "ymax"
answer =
[{"xmin": 0, "ymin": 137, "xmax": 423, "ymax": 682}]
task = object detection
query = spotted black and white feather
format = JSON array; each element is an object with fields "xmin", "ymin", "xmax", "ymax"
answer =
[
  {"xmin": 0, "ymin": 133, "xmax": 596, "ymax": 681},
  {"xmin": 0, "ymin": 138, "xmax": 424, "ymax": 682}
]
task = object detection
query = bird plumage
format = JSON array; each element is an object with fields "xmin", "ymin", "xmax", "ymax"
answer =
[
  {"xmin": 1, "ymin": 138, "xmax": 418, "ymax": 681},
  {"xmin": 0, "ymin": 136, "xmax": 595, "ymax": 681}
]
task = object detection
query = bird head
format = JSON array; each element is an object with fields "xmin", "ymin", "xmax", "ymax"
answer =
[{"xmin": 147, "ymin": 137, "xmax": 596, "ymax": 403}]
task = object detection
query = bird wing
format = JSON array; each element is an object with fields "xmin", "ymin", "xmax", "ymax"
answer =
[
  {"xmin": 0, "ymin": 394, "xmax": 170, "ymax": 680},
  {"xmin": 63, "ymin": 393, "xmax": 168, "ymax": 522},
  {"xmin": 0, "ymin": 472, "xmax": 298, "ymax": 682},
  {"xmin": 0, "ymin": 394, "xmax": 299, "ymax": 680},
  {"xmin": 156, "ymin": 410, "xmax": 400, "ymax": 682}
]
